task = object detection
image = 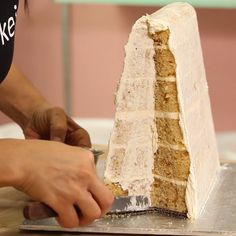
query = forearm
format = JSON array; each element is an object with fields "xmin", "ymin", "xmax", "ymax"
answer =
[{"xmin": 0, "ymin": 64, "xmax": 50, "ymax": 128}]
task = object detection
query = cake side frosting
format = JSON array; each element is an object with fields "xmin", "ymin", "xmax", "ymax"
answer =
[{"xmin": 104, "ymin": 16, "xmax": 158, "ymax": 198}]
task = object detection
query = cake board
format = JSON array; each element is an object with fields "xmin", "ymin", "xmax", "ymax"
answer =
[{"xmin": 20, "ymin": 160, "xmax": 236, "ymax": 235}]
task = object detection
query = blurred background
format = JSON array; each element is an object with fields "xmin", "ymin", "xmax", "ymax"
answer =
[{"xmin": 1, "ymin": 0, "xmax": 235, "ymax": 132}]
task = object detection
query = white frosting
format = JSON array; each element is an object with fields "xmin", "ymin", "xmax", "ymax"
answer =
[
  {"xmin": 105, "ymin": 2, "xmax": 219, "ymax": 218},
  {"xmin": 105, "ymin": 16, "xmax": 157, "ymax": 199}
]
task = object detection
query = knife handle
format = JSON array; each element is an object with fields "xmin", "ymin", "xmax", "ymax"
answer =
[
  {"xmin": 24, "ymin": 202, "xmax": 82, "ymax": 220},
  {"xmin": 23, "ymin": 202, "xmax": 58, "ymax": 220}
]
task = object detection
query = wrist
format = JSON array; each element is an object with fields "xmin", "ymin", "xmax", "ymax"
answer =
[{"xmin": 0, "ymin": 139, "xmax": 26, "ymax": 187}]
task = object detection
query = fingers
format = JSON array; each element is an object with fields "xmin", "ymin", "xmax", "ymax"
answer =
[
  {"xmin": 56, "ymin": 204, "xmax": 79, "ymax": 228},
  {"xmin": 48, "ymin": 111, "xmax": 91, "ymax": 147},
  {"xmin": 75, "ymin": 192, "xmax": 102, "ymax": 226},
  {"xmin": 89, "ymin": 180, "xmax": 114, "ymax": 217},
  {"xmin": 66, "ymin": 129, "xmax": 92, "ymax": 148},
  {"xmin": 48, "ymin": 108, "xmax": 68, "ymax": 142},
  {"xmin": 66, "ymin": 118, "xmax": 92, "ymax": 148},
  {"xmin": 26, "ymin": 106, "xmax": 92, "ymax": 146},
  {"xmin": 50, "ymin": 188, "xmax": 112, "ymax": 228},
  {"xmin": 51, "ymin": 166, "xmax": 112, "ymax": 228}
]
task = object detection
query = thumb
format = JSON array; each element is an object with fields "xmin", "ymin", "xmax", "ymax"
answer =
[{"xmin": 49, "ymin": 108, "xmax": 68, "ymax": 142}]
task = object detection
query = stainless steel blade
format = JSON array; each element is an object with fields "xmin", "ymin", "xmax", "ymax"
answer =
[
  {"xmin": 109, "ymin": 196, "xmax": 150, "ymax": 214},
  {"xmin": 90, "ymin": 148, "xmax": 104, "ymax": 164},
  {"xmin": 24, "ymin": 196, "xmax": 151, "ymax": 221}
]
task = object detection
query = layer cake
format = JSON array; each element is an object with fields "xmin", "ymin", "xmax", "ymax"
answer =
[{"xmin": 104, "ymin": 2, "xmax": 219, "ymax": 218}]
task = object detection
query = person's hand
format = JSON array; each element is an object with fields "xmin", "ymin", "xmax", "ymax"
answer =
[
  {"xmin": 0, "ymin": 65, "xmax": 114, "ymax": 229},
  {"xmin": 0, "ymin": 65, "xmax": 90, "ymax": 147},
  {"xmin": 23, "ymin": 104, "xmax": 91, "ymax": 148},
  {"xmin": 7, "ymin": 139, "xmax": 113, "ymax": 228}
]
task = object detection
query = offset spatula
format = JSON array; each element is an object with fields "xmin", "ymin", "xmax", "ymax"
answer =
[{"xmin": 23, "ymin": 196, "xmax": 150, "ymax": 220}]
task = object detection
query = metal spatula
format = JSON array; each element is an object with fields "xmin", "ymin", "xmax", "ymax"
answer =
[
  {"xmin": 89, "ymin": 148, "xmax": 104, "ymax": 164},
  {"xmin": 23, "ymin": 196, "xmax": 150, "ymax": 220}
]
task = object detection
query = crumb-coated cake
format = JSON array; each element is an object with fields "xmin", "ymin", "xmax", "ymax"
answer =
[{"xmin": 104, "ymin": 2, "xmax": 219, "ymax": 219}]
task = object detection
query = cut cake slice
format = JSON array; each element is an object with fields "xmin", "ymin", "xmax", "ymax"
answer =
[{"xmin": 104, "ymin": 2, "xmax": 219, "ymax": 219}]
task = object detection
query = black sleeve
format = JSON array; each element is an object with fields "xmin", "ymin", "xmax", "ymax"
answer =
[{"xmin": 0, "ymin": 0, "xmax": 19, "ymax": 83}]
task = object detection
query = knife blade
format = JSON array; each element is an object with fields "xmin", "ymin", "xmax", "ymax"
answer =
[
  {"xmin": 89, "ymin": 148, "xmax": 104, "ymax": 164},
  {"xmin": 108, "ymin": 195, "xmax": 150, "ymax": 214},
  {"xmin": 23, "ymin": 196, "xmax": 150, "ymax": 220}
]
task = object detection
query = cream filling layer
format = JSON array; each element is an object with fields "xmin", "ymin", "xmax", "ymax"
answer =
[
  {"xmin": 116, "ymin": 91, "xmax": 208, "ymax": 121},
  {"xmin": 112, "ymin": 142, "xmax": 185, "ymax": 151},
  {"xmin": 115, "ymin": 111, "xmax": 179, "ymax": 120},
  {"xmin": 157, "ymin": 76, "xmax": 176, "ymax": 82},
  {"xmin": 113, "ymin": 174, "xmax": 187, "ymax": 187},
  {"xmin": 122, "ymin": 76, "xmax": 176, "ymax": 82},
  {"xmin": 158, "ymin": 142, "xmax": 186, "ymax": 151},
  {"xmin": 154, "ymin": 174, "xmax": 187, "ymax": 186},
  {"xmin": 155, "ymin": 111, "xmax": 179, "ymax": 119}
]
